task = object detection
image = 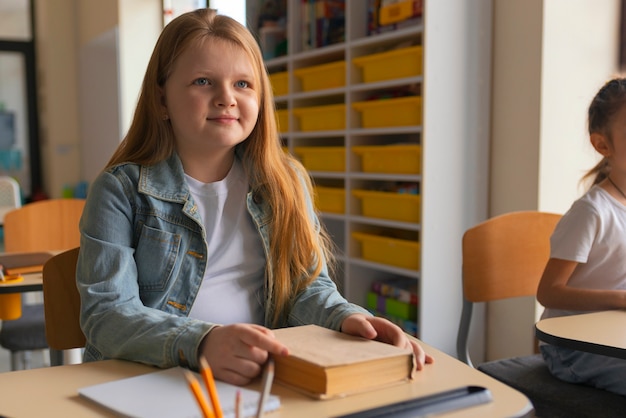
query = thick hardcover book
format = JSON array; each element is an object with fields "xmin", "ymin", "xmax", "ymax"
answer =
[{"xmin": 273, "ymin": 324, "xmax": 415, "ymax": 399}]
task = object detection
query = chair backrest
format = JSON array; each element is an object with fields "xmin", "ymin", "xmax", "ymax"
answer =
[
  {"xmin": 42, "ymin": 247, "xmax": 85, "ymax": 350},
  {"xmin": 3, "ymin": 198, "xmax": 85, "ymax": 253},
  {"xmin": 457, "ymin": 211, "xmax": 561, "ymax": 366},
  {"xmin": 0, "ymin": 176, "xmax": 21, "ymax": 224}
]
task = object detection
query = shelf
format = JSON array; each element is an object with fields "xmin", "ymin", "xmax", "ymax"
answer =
[{"xmin": 250, "ymin": 0, "xmax": 424, "ymax": 339}]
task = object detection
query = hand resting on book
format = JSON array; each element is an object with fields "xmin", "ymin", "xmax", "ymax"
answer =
[
  {"xmin": 340, "ymin": 314, "xmax": 434, "ymax": 371},
  {"xmin": 198, "ymin": 323, "xmax": 289, "ymax": 386},
  {"xmin": 199, "ymin": 315, "xmax": 433, "ymax": 387}
]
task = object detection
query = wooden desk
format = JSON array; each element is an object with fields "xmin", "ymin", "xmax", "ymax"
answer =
[
  {"xmin": 0, "ymin": 341, "xmax": 533, "ymax": 417},
  {"xmin": 0, "ymin": 251, "xmax": 55, "ymax": 294},
  {"xmin": 0, "ymin": 272, "xmax": 42, "ymax": 294},
  {"xmin": 535, "ymin": 310, "xmax": 626, "ymax": 360}
]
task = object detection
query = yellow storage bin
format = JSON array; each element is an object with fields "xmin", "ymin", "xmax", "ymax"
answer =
[
  {"xmin": 353, "ymin": 45, "xmax": 422, "ymax": 83},
  {"xmin": 352, "ymin": 96, "xmax": 421, "ymax": 129},
  {"xmin": 275, "ymin": 109, "xmax": 289, "ymax": 133},
  {"xmin": 294, "ymin": 61, "xmax": 346, "ymax": 92},
  {"xmin": 292, "ymin": 104, "xmax": 346, "ymax": 131},
  {"xmin": 379, "ymin": 0, "xmax": 422, "ymax": 26},
  {"xmin": 293, "ymin": 146, "xmax": 345, "ymax": 171},
  {"xmin": 315, "ymin": 186, "xmax": 345, "ymax": 213},
  {"xmin": 352, "ymin": 190, "xmax": 420, "ymax": 223},
  {"xmin": 352, "ymin": 232, "xmax": 420, "ymax": 271},
  {"xmin": 269, "ymin": 71, "xmax": 288, "ymax": 96},
  {"xmin": 352, "ymin": 144, "xmax": 421, "ymax": 174}
]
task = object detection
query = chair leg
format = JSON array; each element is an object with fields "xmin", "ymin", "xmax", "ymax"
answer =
[
  {"xmin": 50, "ymin": 349, "xmax": 64, "ymax": 366},
  {"xmin": 10, "ymin": 351, "xmax": 21, "ymax": 371},
  {"xmin": 22, "ymin": 350, "xmax": 31, "ymax": 369}
]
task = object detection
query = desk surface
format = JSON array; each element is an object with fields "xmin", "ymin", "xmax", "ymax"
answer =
[
  {"xmin": 0, "ymin": 341, "xmax": 533, "ymax": 418},
  {"xmin": 535, "ymin": 310, "xmax": 626, "ymax": 360},
  {"xmin": 0, "ymin": 272, "xmax": 42, "ymax": 293}
]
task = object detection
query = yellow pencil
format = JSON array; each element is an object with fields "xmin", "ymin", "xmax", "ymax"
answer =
[
  {"xmin": 184, "ymin": 370, "xmax": 215, "ymax": 418},
  {"xmin": 200, "ymin": 356, "xmax": 223, "ymax": 418}
]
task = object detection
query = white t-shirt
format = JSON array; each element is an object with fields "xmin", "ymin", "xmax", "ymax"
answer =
[
  {"xmin": 541, "ymin": 185, "xmax": 626, "ymax": 320},
  {"xmin": 186, "ymin": 159, "xmax": 265, "ymax": 325}
]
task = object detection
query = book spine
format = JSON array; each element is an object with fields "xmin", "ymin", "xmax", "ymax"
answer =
[
  {"xmin": 366, "ymin": 292, "xmax": 417, "ymax": 320},
  {"xmin": 371, "ymin": 279, "xmax": 418, "ymax": 305}
]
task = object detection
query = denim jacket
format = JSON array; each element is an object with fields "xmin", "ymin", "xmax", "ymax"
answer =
[{"xmin": 77, "ymin": 153, "xmax": 368, "ymax": 370}]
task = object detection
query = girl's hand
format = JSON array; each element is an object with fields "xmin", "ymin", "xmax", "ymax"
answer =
[
  {"xmin": 340, "ymin": 314, "xmax": 434, "ymax": 370},
  {"xmin": 198, "ymin": 323, "xmax": 288, "ymax": 385}
]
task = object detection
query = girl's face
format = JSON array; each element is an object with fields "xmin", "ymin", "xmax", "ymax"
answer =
[
  {"xmin": 605, "ymin": 104, "xmax": 626, "ymax": 173},
  {"xmin": 162, "ymin": 37, "xmax": 260, "ymax": 156}
]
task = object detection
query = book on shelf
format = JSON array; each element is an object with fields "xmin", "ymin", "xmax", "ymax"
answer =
[
  {"xmin": 272, "ymin": 324, "xmax": 415, "ymax": 399},
  {"xmin": 367, "ymin": 291, "xmax": 417, "ymax": 320},
  {"xmin": 371, "ymin": 277, "xmax": 419, "ymax": 305},
  {"xmin": 300, "ymin": 0, "xmax": 346, "ymax": 50}
]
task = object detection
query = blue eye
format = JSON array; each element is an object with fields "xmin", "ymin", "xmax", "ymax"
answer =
[
  {"xmin": 194, "ymin": 78, "xmax": 209, "ymax": 86},
  {"xmin": 236, "ymin": 80, "xmax": 249, "ymax": 88}
]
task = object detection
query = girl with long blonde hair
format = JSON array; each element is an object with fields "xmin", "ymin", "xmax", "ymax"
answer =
[{"xmin": 77, "ymin": 8, "xmax": 431, "ymax": 385}]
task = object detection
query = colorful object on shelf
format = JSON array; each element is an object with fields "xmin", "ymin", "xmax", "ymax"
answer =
[
  {"xmin": 300, "ymin": 0, "xmax": 346, "ymax": 50},
  {"xmin": 314, "ymin": 186, "xmax": 345, "ymax": 213},
  {"xmin": 352, "ymin": 144, "xmax": 421, "ymax": 174},
  {"xmin": 293, "ymin": 146, "xmax": 345, "ymax": 172},
  {"xmin": 269, "ymin": 71, "xmax": 289, "ymax": 96},
  {"xmin": 292, "ymin": 103, "xmax": 346, "ymax": 131},
  {"xmin": 275, "ymin": 109, "xmax": 289, "ymax": 133},
  {"xmin": 352, "ymin": 231, "xmax": 420, "ymax": 271},
  {"xmin": 379, "ymin": 0, "xmax": 423, "ymax": 26},
  {"xmin": 371, "ymin": 277, "xmax": 419, "ymax": 305},
  {"xmin": 352, "ymin": 96, "xmax": 422, "ymax": 129},
  {"xmin": 353, "ymin": 45, "xmax": 422, "ymax": 83},
  {"xmin": 293, "ymin": 61, "xmax": 346, "ymax": 92},
  {"xmin": 367, "ymin": 291, "xmax": 417, "ymax": 320},
  {"xmin": 352, "ymin": 189, "xmax": 420, "ymax": 223}
]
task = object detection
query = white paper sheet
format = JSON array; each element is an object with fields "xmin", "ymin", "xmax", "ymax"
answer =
[{"xmin": 78, "ymin": 366, "xmax": 280, "ymax": 418}]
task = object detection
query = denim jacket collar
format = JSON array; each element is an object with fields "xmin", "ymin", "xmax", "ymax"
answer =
[{"xmin": 139, "ymin": 153, "xmax": 190, "ymax": 203}]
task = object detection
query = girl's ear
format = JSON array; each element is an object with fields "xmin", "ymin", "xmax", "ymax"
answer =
[{"xmin": 591, "ymin": 133, "xmax": 612, "ymax": 157}]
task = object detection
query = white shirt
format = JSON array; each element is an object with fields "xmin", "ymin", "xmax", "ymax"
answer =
[
  {"xmin": 541, "ymin": 185, "xmax": 626, "ymax": 320},
  {"xmin": 186, "ymin": 159, "xmax": 265, "ymax": 325}
]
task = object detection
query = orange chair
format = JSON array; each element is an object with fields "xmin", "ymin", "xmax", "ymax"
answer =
[
  {"xmin": 0, "ymin": 198, "xmax": 85, "ymax": 369},
  {"xmin": 457, "ymin": 211, "xmax": 626, "ymax": 416}
]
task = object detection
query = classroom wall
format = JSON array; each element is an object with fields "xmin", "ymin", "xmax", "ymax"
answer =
[
  {"xmin": 488, "ymin": 0, "xmax": 619, "ymax": 360},
  {"xmin": 34, "ymin": 0, "xmax": 161, "ymax": 197}
]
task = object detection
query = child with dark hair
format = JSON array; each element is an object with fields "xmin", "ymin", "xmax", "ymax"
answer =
[{"xmin": 538, "ymin": 77, "xmax": 626, "ymax": 396}]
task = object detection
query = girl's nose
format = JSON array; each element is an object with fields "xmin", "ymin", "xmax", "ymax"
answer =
[{"xmin": 214, "ymin": 85, "xmax": 236, "ymax": 107}]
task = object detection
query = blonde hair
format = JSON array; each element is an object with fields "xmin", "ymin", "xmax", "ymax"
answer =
[{"xmin": 107, "ymin": 9, "xmax": 333, "ymax": 326}]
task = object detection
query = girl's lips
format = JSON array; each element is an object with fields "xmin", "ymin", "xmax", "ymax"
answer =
[{"xmin": 208, "ymin": 114, "xmax": 237, "ymax": 121}]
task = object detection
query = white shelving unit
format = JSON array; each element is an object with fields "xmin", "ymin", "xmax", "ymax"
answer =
[{"xmin": 247, "ymin": 0, "xmax": 492, "ymax": 356}]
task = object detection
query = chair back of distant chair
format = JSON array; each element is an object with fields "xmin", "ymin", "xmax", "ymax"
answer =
[
  {"xmin": 457, "ymin": 211, "xmax": 561, "ymax": 366},
  {"xmin": 3, "ymin": 198, "xmax": 85, "ymax": 252},
  {"xmin": 0, "ymin": 176, "xmax": 21, "ymax": 225},
  {"xmin": 461, "ymin": 211, "xmax": 562, "ymax": 303},
  {"xmin": 42, "ymin": 247, "xmax": 85, "ymax": 350}
]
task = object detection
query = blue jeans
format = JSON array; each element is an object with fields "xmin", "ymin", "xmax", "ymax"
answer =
[{"xmin": 541, "ymin": 344, "xmax": 626, "ymax": 396}]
